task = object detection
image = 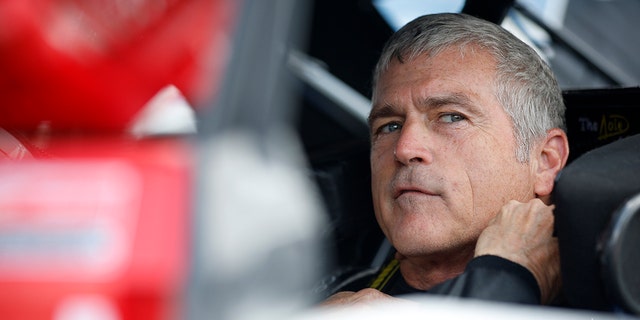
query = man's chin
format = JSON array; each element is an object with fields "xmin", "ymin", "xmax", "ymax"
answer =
[{"xmin": 391, "ymin": 235, "xmax": 475, "ymax": 259}]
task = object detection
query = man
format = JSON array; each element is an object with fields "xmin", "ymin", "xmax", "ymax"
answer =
[{"xmin": 322, "ymin": 13, "xmax": 569, "ymax": 306}]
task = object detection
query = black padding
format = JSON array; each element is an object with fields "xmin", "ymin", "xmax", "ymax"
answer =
[
  {"xmin": 601, "ymin": 192, "xmax": 640, "ymax": 314},
  {"xmin": 554, "ymin": 133, "xmax": 640, "ymax": 313},
  {"xmin": 308, "ymin": 140, "xmax": 385, "ymax": 270}
]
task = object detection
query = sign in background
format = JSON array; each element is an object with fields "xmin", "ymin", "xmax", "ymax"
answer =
[{"xmin": 564, "ymin": 87, "xmax": 640, "ymax": 163}]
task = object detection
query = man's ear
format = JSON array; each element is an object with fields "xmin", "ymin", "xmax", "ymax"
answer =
[{"xmin": 534, "ymin": 128, "xmax": 570, "ymax": 198}]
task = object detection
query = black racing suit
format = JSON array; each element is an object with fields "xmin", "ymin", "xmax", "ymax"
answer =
[{"xmin": 324, "ymin": 254, "xmax": 541, "ymax": 305}]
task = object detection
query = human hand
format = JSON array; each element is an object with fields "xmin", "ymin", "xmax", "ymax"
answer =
[
  {"xmin": 474, "ymin": 199, "xmax": 561, "ymax": 304},
  {"xmin": 320, "ymin": 288, "xmax": 401, "ymax": 308}
]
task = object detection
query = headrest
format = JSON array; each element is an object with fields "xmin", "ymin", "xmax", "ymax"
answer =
[{"xmin": 554, "ymin": 133, "xmax": 640, "ymax": 314}]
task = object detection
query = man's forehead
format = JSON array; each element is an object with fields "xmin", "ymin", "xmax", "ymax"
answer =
[
  {"xmin": 373, "ymin": 46, "xmax": 497, "ymax": 98},
  {"xmin": 381, "ymin": 43, "xmax": 495, "ymax": 74}
]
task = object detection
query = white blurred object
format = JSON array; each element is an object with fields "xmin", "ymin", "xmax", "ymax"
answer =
[
  {"xmin": 297, "ymin": 295, "xmax": 636, "ymax": 320},
  {"xmin": 192, "ymin": 129, "xmax": 327, "ymax": 320},
  {"xmin": 128, "ymin": 85, "xmax": 197, "ymax": 137},
  {"xmin": 54, "ymin": 295, "xmax": 120, "ymax": 320}
]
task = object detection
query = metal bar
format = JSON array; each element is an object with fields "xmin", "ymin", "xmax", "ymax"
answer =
[{"xmin": 513, "ymin": 2, "xmax": 634, "ymax": 86}]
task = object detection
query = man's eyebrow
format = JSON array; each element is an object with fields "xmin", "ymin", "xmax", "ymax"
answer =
[
  {"xmin": 367, "ymin": 104, "xmax": 398, "ymax": 128},
  {"xmin": 419, "ymin": 93, "xmax": 474, "ymax": 109}
]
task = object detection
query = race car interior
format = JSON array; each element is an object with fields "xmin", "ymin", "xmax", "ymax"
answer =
[
  {"xmin": 0, "ymin": 0, "xmax": 638, "ymax": 318},
  {"xmin": 299, "ymin": 0, "xmax": 640, "ymax": 314}
]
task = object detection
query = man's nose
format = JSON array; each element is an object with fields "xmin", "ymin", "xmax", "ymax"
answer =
[{"xmin": 394, "ymin": 122, "xmax": 433, "ymax": 165}]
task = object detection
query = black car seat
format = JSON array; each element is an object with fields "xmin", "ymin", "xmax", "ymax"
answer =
[{"xmin": 554, "ymin": 133, "xmax": 640, "ymax": 314}]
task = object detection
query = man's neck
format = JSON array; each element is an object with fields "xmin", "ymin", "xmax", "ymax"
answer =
[{"xmin": 396, "ymin": 248, "xmax": 475, "ymax": 290}]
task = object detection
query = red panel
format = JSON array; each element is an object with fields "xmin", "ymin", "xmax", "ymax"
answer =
[
  {"xmin": 0, "ymin": 138, "xmax": 192, "ymax": 320},
  {"xmin": 0, "ymin": 0, "xmax": 235, "ymax": 132}
]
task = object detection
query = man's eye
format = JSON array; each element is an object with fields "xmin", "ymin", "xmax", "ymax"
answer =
[
  {"xmin": 377, "ymin": 122, "xmax": 402, "ymax": 134},
  {"xmin": 440, "ymin": 113, "xmax": 466, "ymax": 123}
]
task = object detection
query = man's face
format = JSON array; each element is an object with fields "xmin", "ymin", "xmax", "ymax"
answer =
[{"xmin": 369, "ymin": 47, "xmax": 537, "ymax": 258}]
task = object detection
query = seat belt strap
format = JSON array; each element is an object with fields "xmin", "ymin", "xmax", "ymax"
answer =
[{"xmin": 369, "ymin": 258, "xmax": 399, "ymax": 291}]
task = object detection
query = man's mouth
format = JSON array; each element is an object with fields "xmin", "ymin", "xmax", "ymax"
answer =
[{"xmin": 393, "ymin": 187, "xmax": 437, "ymax": 199}]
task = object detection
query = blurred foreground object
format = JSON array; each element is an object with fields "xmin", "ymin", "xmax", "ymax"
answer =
[
  {"xmin": 0, "ymin": 0, "xmax": 232, "ymax": 132},
  {"xmin": 189, "ymin": 1, "xmax": 328, "ymax": 319},
  {"xmin": 0, "ymin": 138, "xmax": 192, "ymax": 319},
  {"xmin": 296, "ymin": 295, "xmax": 639, "ymax": 320},
  {"xmin": 0, "ymin": 0, "xmax": 235, "ymax": 319}
]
